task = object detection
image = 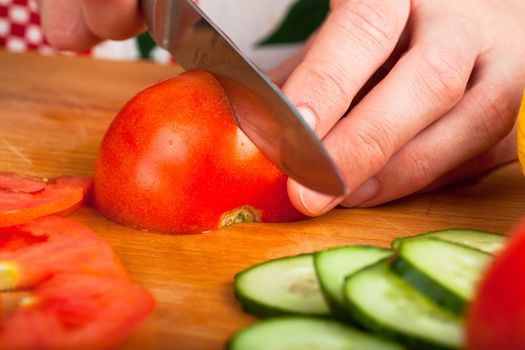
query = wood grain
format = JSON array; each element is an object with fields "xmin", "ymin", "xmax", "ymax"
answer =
[{"xmin": 1, "ymin": 49, "xmax": 525, "ymax": 349}]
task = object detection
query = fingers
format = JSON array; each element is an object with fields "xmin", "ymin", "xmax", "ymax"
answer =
[
  {"xmin": 38, "ymin": 0, "xmax": 144, "ymax": 51},
  {"xmin": 282, "ymin": 0, "xmax": 410, "ymax": 136},
  {"xmin": 39, "ymin": 0, "xmax": 101, "ymax": 50},
  {"xmin": 80, "ymin": 0, "xmax": 144, "ymax": 40},
  {"xmin": 265, "ymin": 36, "xmax": 314, "ymax": 86},
  {"xmin": 422, "ymin": 129, "xmax": 517, "ymax": 194},
  {"xmin": 343, "ymin": 52, "xmax": 524, "ymax": 207},
  {"xmin": 289, "ymin": 5, "xmax": 480, "ymax": 216}
]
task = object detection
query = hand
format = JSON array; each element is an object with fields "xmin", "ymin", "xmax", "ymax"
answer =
[
  {"xmin": 36, "ymin": 0, "xmax": 144, "ymax": 50},
  {"xmin": 275, "ymin": 0, "xmax": 525, "ymax": 216}
]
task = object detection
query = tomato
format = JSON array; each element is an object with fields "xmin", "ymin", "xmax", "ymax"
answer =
[
  {"xmin": 516, "ymin": 90, "xmax": 525, "ymax": 175},
  {"xmin": 0, "ymin": 175, "xmax": 152, "ymax": 348},
  {"xmin": 0, "ymin": 173, "xmax": 46, "ymax": 193},
  {"xmin": 0, "ymin": 174, "xmax": 92, "ymax": 227},
  {"xmin": 93, "ymin": 69, "xmax": 305, "ymax": 234},
  {"xmin": 0, "ymin": 273, "xmax": 154, "ymax": 350},
  {"xmin": 0, "ymin": 216, "xmax": 127, "ymax": 291},
  {"xmin": 466, "ymin": 220, "xmax": 525, "ymax": 350}
]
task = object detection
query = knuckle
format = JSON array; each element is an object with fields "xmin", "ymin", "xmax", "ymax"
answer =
[
  {"xmin": 416, "ymin": 45, "xmax": 468, "ymax": 105},
  {"xmin": 400, "ymin": 151, "xmax": 436, "ymax": 188},
  {"xmin": 475, "ymin": 83, "xmax": 518, "ymax": 142},
  {"xmin": 338, "ymin": 0, "xmax": 397, "ymax": 51},
  {"xmin": 445, "ymin": 14, "xmax": 478, "ymax": 41},
  {"xmin": 350, "ymin": 121, "xmax": 394, "ymax": 172},
  {"xmin": 297, "ymin": 61, "xmax": 354, "ymax": 110}
]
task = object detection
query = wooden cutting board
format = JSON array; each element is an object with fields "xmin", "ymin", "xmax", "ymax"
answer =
[{"xmin": 1, "ymin": 50, "xmax": 525, "ymax": 349}]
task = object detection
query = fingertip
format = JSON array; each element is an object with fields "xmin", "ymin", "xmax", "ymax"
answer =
[
  {"xmin": 40, "ymin": 0, "xmax": 101, "ymax": 51},
  {"xmin": 287, "ymin": 178, "xmax": 341, "ymax": 217},
  {"xmin": 340, "ymin": 178, "xmax": 379, "ymax": 207},
  {"xmin": 80, "ymin": 0, "xmax": 145, "ymax": 41},
  {"xmin": 296, "ymin": 107, "xmax": 318, "ymax": 133},
  {"xmin": 43, "ymin": 27, "xmax": 101, "ymax": 52},
  {"xmin": 287, "ymin": 179, "xmax": 310, "ymax": 216}
]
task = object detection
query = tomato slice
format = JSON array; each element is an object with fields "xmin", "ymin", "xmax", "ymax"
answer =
[
  {"xmin": 0, "ymin": 216, "xmax": 127, "ymax": 291},
  {"xmin": 0, "ymin": 174, "xmax": 92, "ymax": 227},
  {"xmin": 466, "ymin": 220, "xmax": 525, "ymax": 350},
  {"xmin": 0, "ymin": 273, "xmax": 154, "ymax": 349},
  {"xmin": 0, "ymin": 173, "xmax": 46, "ymax": 193}
]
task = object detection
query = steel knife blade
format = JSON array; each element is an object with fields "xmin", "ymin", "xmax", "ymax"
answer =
[{"xmin": 141, "ymin": 0, "xmax": 347, "ymax": 196}]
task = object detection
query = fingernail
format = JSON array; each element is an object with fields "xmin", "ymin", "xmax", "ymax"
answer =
[
  {"xmin": 344, "ymin": 178, "xmax": 379, "ymax": 207},
  {"xmin": 298, "ymin": 186, "xmax": 340, "ymax": 216},
  {"xmin": 297, "ymin": 107, "xmax": 317, "ymax": 132}
]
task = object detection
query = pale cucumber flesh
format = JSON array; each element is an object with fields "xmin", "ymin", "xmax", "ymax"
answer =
[
  {"xmin": 314, "ymin": 246, "xmax": 391, "ymax": 317},
  {"xmin": 228, "ymin": 316, "xmax": 406, "ymax": 350},
  {"xmin": 395, "ymin": 237, "xmax": 491, "ymax": 313},
  {"xmin": 392, "ymin": 228, "xmax": 505, "ymax": 254},
  {"xmin": 344, "ymin": 261, "xmax": 463, "ymax": 350},
  {"xmin": 234, "ymin": 254, "xmax": 330, "ymax": 317}
]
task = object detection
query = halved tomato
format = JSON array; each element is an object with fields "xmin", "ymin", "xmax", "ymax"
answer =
[
  {"xmin": 0, "ymin": 174, "xmax": 92, "ymax": 227},
  {"xmin": 0, "ymin": 273, "xmax": 154, "ymax": 350},
  {"xmin": 93, "ymin": 70, "xmax": 306, "ymax": 234},
  {"xmin": 0, "ymin": 216, "xmax": 127, "ymax": 291}
]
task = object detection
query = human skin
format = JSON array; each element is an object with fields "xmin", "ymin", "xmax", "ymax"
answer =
[{"xmin": 37, "ymin": 0, "xmax": 525, "ymax": 216}]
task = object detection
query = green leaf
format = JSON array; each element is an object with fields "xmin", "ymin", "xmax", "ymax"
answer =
[
  {"xmin": 258, "ymin": 0, "xmax": 329, "ymax": 46},
  {"xmin": 137, "ymin": 32, "xmax": 157, "ymax": 60}
]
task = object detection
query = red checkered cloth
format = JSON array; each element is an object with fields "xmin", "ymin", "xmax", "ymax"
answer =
[
  {"xmin": 0, "ymin": 0, "xmax": 91, "ymax": 55},
  {"xmin": 0, "ymin": 0, "xmax": 50, "ymax": 53}
]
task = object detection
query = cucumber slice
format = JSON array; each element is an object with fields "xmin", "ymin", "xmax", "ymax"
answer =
[
  {"xmin": 314, "ymin": 246, "xmax": 391, "ymax": 319},
  {"xmin": 392, "ymin": 228, "xmax": 505, "ymax": 254},
  {"xmin": 228, "ymin": 316, "xmax": 406, "ymax": 350},
  {"xmin": 393, "ymin": 237, "xmax": 492, "ymax": 315},
  {"xmin": 234, "ymin": 254, "xmax": 330, "ymax": 317},
  {"xmin": 344, "ymin": 260, "xmax": 463, "ymax": 350}
]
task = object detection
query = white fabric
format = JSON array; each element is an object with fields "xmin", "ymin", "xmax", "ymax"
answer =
[
  {"xmin": 199, "ymin": 0, "xmax": 301, "ymax": 69},
  {"xmin": 93, "ymin": 1, "xmax": 301, "ymax": 69}
]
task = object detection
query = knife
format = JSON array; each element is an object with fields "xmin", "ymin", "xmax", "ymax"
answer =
[{"xmin": 140, "ymin": 0, "xmax": 347, "ymax": 196}]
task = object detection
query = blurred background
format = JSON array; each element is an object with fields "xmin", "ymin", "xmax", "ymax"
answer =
[{"xmin": 0, "ymin": 0, "xmax": 322, "ymax": 70}]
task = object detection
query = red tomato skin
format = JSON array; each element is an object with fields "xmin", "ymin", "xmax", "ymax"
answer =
[
  {"xmin": 0, "ymin": 216, "xmax": 127, "ymax": 291},
  {"xmin": 93, "ymin": 70, "xmax": 305, "ymax": 234},
  {"xmin": 466, "ymin": 220, "xmax": 525, "ymax": 350},
  {"xmin": 0, "ymin": 175, "xmax": 92, "ymax": 227},
  {"xmin": 0, "ymin": 273, "xmax": 154, "ymax": 350},
  {"xmin": 0, "ymin": 173, "xmax": 46, "ymax": 193}
]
